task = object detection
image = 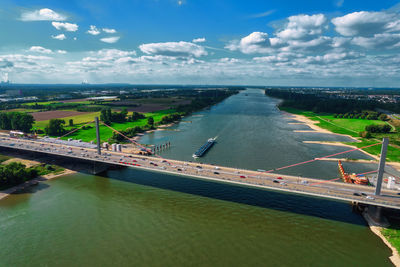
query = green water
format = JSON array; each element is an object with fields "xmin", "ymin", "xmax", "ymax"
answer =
[{"xmin": 0, "ymin": 89, "xmax": 393, "ymax": 266}]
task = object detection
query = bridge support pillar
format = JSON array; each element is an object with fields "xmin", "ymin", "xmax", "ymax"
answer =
[
  {"xmin": 363, "ymin": 205, "xmax": 390, "ymax": 227},
  {"xmin": 95, "ymin": 117, "xmax": 101, "ymax": 155},
  {"xmin": 375, "ymin": 137, "xmax": 389, "ymax": 196}
]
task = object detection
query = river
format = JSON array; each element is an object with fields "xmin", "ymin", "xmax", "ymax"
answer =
[{"xmin": 0, "ymin": 89, "xmax": 393, "ymax": 266}]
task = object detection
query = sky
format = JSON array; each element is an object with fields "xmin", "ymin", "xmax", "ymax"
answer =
[{"xmin": 1, "ymin": 0, "xmax": 400, "ymax": 87}]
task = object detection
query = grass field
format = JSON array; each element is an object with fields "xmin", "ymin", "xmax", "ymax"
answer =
[
  {"xmin": 280, "ymin": 106, "xmax": 400, "ymax": 162},
  {"xmin": 34, "ymin": 112, "xmax": 101, "ymax": 128},
  {"xmin": 382, "ymin": 227, "xmax": 400, "ymax": 255},
  {"xmin": 40, "ymin": 109, "xmax": 177, "ymax": 143},
  {"xmin": 23, "ymin": 100, "xmax": 93, "ymax": 106},
  {"xmin": 281, "ymin": 106, "xmax": 387, "ymax": 137},
  {"xmin": 1, "ymin": 108, "xmax": 38, "ymax": 113}
]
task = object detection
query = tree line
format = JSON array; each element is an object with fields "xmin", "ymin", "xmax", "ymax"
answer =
[
  {"xmin": 0, "ymin": 162, "xmax": 38, "ymax": 189},
  {"xmin": 0, "ymin": 112, "xmax": 35, "ymax": 132}
]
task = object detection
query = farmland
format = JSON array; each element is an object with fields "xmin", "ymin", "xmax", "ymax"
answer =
[{"xmin": 32, "ymin": 110, "xmax": 91, "ymax": 121}]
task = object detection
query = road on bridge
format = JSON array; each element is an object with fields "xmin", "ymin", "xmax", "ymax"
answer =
[{"xmin": 1, "ymin": 135, "xmax": 400, "ymax": 210}]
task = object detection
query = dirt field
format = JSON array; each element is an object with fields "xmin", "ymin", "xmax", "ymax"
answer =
[
  {"xmin": 31, "ymin": 111, "xmax": 90, "ymax": 121},
  {"xmin": 113, "ymin": 103, "xmax": 169, "ymax": 112},
  {"xmin": 61, "ymin": 98, "xmax": 88, "ymax": 103}
]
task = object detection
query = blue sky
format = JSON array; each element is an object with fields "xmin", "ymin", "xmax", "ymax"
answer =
[{"xmin": 1, "ymin": 0, "xmax": 400, "ymax": 86}]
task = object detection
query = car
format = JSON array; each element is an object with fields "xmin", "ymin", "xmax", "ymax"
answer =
[
  {"xmin": 366, "ymin": 196, "xmax": 375, "ymax": 200},
  {"xmin": 353, "ymin": 192, "xmax": 361, "ymax": 196},
  {"xmin": 280, "ymin": 182, "xmax": 287, "ymax": 186},
  {"xmin": 361, "ymin": 192, "xmax": 367, "ymax": 196},
  {"xmin": 215, "ymin": 167, "xmax": 220, "ymax": 170},
  {"xmin": 214, "ymin": 172, "xmax": 220, "ymax": 175},
  {"xmin": 153, "ymin": 163, "xmax": 158, "ymax": 166},
  {"xmin": 240, "ymin": 175, "xmax": 246, "ymax": 178},
  {"xmin": 177, "ymin": 168, "xmax": 182, "ymax": 171},
  {"xmin": 196, "ymin": 166, "xmax": 202, "ymax": 169},
  {"xmin": 273, "ymin": 180, "xmax": 280, "ymax": 183},
  {"xmin": 277, "ymin": 177, "xmax": 283, "ymax": 180}
]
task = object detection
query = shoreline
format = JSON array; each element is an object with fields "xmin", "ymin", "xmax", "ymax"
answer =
[
  {"xmin": 282, "ymin": 108, "xmax": 400, "ymax": 265},
  {"xmin": 363, "ymin": 212, "xmax": 400, "ymax": 267},
  {"xmin": 0, "ymin": 169, "xmax": 75, "ymax": 201}
]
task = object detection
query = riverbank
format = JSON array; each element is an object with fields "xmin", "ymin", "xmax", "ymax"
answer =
[
  {"xmin": 0, "ymin": 169, "xmax": 75, "ymax": 201},
  {"xmin": 363, "ymin": 212, "xmax": 400, "ymax": 267},
  {"xmin": 283, "ymin": 108, "xmax": 400, "ymax": 265},
  {"xmin": 0, "ymin": 156, "xmax": 76, "ymax": 201}
]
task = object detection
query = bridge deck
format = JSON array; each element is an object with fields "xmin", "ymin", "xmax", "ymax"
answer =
[{"xmin": 2, "ymin": 136, "xmax": 400, "ymax": 209}]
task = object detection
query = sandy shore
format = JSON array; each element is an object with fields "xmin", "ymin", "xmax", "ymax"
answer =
[
  {"xmin": 363, "ymin": 212, "xmax": 400, "ymax": 267},
  {"xmin": 287, "ymin": 113, "xmax": 358, "ymax": 141}
]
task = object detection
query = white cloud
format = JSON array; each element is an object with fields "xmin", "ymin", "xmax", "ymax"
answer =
[
  {"xmin": 277, "ymin": 14, "xmax": 327, "ymax": 40},
  {"xmin": 100, "ymin": 36, "xmax": 120, "ymax": 43},
  {"xmin": 57, "ymin": 50, "xmax": 67, "ymax": 54},
  {"xmin": 103, "ymin": 28, "xmax": 117, "ymax": 34},
  {"xmin": 139, "ymin": 41, "xmax": 207, "ymax": 57},
  {"xmin": 28, "ymin": 46, "xmax": 53, "ymax": 54},
  {"xmin": 192, "ymin": 37, "xmax": 206, "ymax": 43},
  {"xmin": 226, "ymin": 32, "xmax": 271, "ymax": 54},
  {"xmin": 87, "ymin": 25, "xmax": 101, "ymax": 35},
  {"xmin": 332, "ymin": 11, "xmax": 399, "ymax": 37},
  {"xmin": 20, "ymin": 8, "xmax": 67, "ymax": 21},
  {"xmin": 96, "ymin": 49, "xmax": 136, "ymax": 58},
  {"xmin": 52, "ymin": 34, "xmax": 66, "ymax": 40},
  {"xmin": 352, "ymin": 33, "xmax": 400, "ymax": 49},
  {"xmin": 52, "ymin": 22, "xmax": 78, "ymax": 32}
]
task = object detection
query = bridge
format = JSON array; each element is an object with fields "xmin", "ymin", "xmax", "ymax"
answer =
[{"xmin": 1, "ymin": 117, "xmax": 400, "ymax": 214}]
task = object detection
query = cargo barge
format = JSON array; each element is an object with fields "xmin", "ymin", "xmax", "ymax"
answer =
[
  {"xmin": 338, "ymin": 160, "xmax": 369, "ymax": 185},
  {"xmin": 193, "ymin": 137, "xmax": 216, "ymax": 158}
]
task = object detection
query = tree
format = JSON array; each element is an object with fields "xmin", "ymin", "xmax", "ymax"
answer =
[
  {"xmin": 379, "ymin": 114, "xmax": 389, "ymax": 121},
  {"xmin": 0, "ymin": 112, "xmax": 34, "ymax": 132},
  {"xmin": 130, "ymin": 112, "xmax": 145, "ymax": 121},
  {"xmin": 69, "ymin": 119, "xmax": 74, "ymax": 126},
  {"xmin": 147, "ymin": 116, "xmax": 154, "ymax": 127},
  {"xmin": 45, "ymin": 119, "xmax": 66, "ymax": 136}
]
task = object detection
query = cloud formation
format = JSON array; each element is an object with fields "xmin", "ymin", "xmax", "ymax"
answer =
[
  {"xmin": 192, "ymin": 37, "xmax": 206, "ymax": 43},
  {"xmin": 52, "ymin": 22, "xmax": 78, "ymax": 32},
  {"xmin": 87, "ymin": 25, "xmax": 101, "ymax": 35},
  {"xmin": 100, "ymin": 36, "xmax": 120, "ymax": 43},
  {"xmin": 20, "ymin": 8, "xmax": 67, "ymax": 21},
  {"xmin": 277, "ymin": 14, "xmax": 327, "ymax": 40},
  {"xmin": 139, "ymin": 41, "xmax": 208, "ymax": 57},
  {"xmin": 28, "ymin": 46, "xmax": 53, "ymax": 54},
  {"xmin": 52, "ymin": 34, "xmax": 67, "ymax": 40},
  {"xmin": 103, "ymin": 28, "xmax": 117, "ymax": 34},
  {"xmin": 226, "ymin": 32, "xmax": 271, "ymax": 54}
]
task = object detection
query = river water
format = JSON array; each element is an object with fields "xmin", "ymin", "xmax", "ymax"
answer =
[{"xmin": 0, "ymin": 89, "xmax": 393, "ymax": 266}]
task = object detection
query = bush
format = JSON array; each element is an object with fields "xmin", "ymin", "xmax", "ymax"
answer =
[
  {"xmin": 379, "ymin": 114, "xmax": 389, "ymax": 121},
  {"xmin": 365, "ymin": 124, "xmax": 391, "ymax": 133},
  {"xmin": 359, "ymin": 131, "xmax": 372, "ymax": 138}
]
